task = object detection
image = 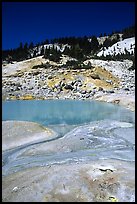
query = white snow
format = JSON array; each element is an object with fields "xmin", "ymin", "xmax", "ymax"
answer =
[
  {"xmin": 97, "ymin": 37, "xmax": 135, "ymax": 57},
  {"xmin": 30, "ymin": 36, "xmax": 135, "ymax": 59},
  {"xmin": 32, "ymin": 44, "xmax": 71, "ymax": 57}
]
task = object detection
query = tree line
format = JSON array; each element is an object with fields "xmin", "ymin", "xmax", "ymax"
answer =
[
  {"xmin": 2, "ymin": 36, "xmax": 100, "ymax": 62},
  {"xmin": 2, "ymin": 25, "xmax": 135, "ymax": 63}
]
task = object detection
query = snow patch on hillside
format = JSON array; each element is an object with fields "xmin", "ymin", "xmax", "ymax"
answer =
[
  {"xmin": 97, "ymin": 37, "xmax": 135, "ymax": 57},
  {"xmin": 32, "ymin": 44, "xmax": 71, "ymax": 56}
]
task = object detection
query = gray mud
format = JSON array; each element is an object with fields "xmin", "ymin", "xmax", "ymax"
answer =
[{"xmin": 2, "ymin": 119, "xmax": 135, "ymax": 202}]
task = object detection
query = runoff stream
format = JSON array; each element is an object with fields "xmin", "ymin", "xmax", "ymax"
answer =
[{"xmin": 2, "ymin": 100, "xmax": 135, "ymax": 176}]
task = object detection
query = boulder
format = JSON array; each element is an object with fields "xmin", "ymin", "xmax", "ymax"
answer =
[
  {"xmin": 91, "ymin": 73, "xmax": 100, "ymax": 80},
  {"xmin": 106, "ymin": 79, "xmax": 113, "ymax": 84},
  {"xmin": 98, "ymin": 87, "xmax": 104, "ymax": 91},
  {"xmin": 64, "ymin": 84, "xmax": 74, "ymax": 90},
  {"xmin": 80, "ymin": 90, "xmax": 87, "ymax": 94},
  {"xmin": 48, "ymin": 75, "xmax": 53, "ymax": 79}
]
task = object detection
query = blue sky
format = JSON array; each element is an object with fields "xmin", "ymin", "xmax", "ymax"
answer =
[{"xmin": 2, "ymin": 2, "xmax": 135, "ymax": 50}]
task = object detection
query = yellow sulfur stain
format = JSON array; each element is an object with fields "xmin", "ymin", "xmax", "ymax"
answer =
[
  {"xmin": 109, "ymin": 196, "xmax": 118, "ymax": 202},
  {"xmin": 19, "ymin": 95, "xmax": 35, "ymax": 100},
  {"xmin": 9, "ymin": 96, "xmax": 17, "ymax": 100}
]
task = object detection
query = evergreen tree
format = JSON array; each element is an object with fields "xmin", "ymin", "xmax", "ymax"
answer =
[
  {"xmin": 40, "ymin": 45, "xmax": 44, "ymax": 56},
  {"xmin": 90, "ymin": 36, "xmax": 99, "ymax": 53},
  {"xmin": 29, "ymin": 42, "xmax": 34, "ymax": 49},
  {"xmin": 44, "ymin": 39, "xmax": 49, "ymax": 44},
  {"xmin": 117, "ymin": 34, "xmax": 120, "ymax": 41},
  {"xmin": 63, "ymin": 46, "xmax": 71, "ymax": 55},
  {"xmin": 122, "ymin": 25, "xmax": 135, "ymax": 39},
  {"xmin": 24, "ymin": 42, "xmax": 28, "ymax": 50},
  {"xmin": 19, "ymin": 42, "xmax": 23, "ymax": 50},
  {"xmin": 44, "ymin": 47, "xmax": 50, "ymax": 59},
  {"xmin": 103, "ymin": 38, "xmax": 117, "ymax": 48}
]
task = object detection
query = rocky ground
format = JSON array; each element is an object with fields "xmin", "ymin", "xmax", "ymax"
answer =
[
  {"xmin": 2, "ymin": 56, "xmax": 135, "ymax": 202},
  {"xmin": 2, "ymin": 56, "xmax": 135, "ymax": 111}
]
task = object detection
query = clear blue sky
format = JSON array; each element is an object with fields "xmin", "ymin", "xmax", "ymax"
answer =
[{"xmin": 2, "ymin": 2, "xmax": 135, "ymax": 50}]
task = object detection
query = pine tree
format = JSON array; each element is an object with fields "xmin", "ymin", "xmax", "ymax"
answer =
[
  {"xmin": 44, "ymin": 47, "xmax": 50, "ymax": 59},
  {"xmin": 40, "ymin": 45, "xmax": 44, "ymax": 56},
  {"xmin": 44, "ymin": 39, "xmax": 49, "ymax": 44},
  {"xmin": 117, "ymin": 34, "xmax": 120, "ymax": 41},
  {"xmin": 19, "ymin": 42, "xmax": 23, "ymax": 50},
  {"xmin": 24, "ymin": 43, "xmax": 28, "ymax": 50},
  {"xmin": 29, "ymin": 42, "xmax": 34, "ymax": 49},
  {"xmin": 33, "ymin": 49, "xmax": 37, "ymax": 58},
  {"xmin": 90, "ymin": 36, "xmax": 99, "ymax": 53}
]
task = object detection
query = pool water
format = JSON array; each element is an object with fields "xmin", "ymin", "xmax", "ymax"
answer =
[{"xmin": 2, "ymin": 99, "xmax": 135, "ymax": 126}]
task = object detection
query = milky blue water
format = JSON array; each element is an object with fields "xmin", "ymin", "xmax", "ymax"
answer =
[{"xmin": 2, "ymin": 100, "xmax": 135, "ymax": 126}]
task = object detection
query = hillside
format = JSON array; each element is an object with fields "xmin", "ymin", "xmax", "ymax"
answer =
[
  {"xmin": 30, "ymin": 36, "xmax": 135, "ymax": 59},
  {"xmin": 97, "ymin": 37, "xmax": 135, "ymax": 57},
  {"xmin": 2, "ymin": 25, "xmax": 135, "ymax": 64},
  {"xmin": 2, "ymin": 28, "xmax": 135, "ymax": 110}
]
